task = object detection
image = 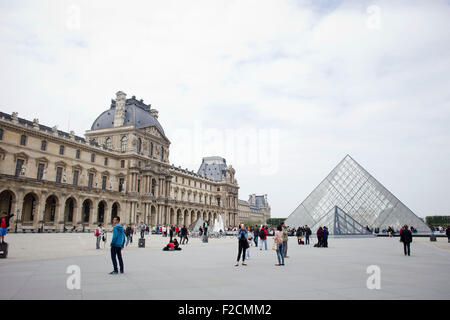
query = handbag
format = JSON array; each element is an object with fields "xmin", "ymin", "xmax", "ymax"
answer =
[
  {"xmin": 272, "ymin": 241, "xmax": 277, "ymax": 250},
  {"xmin": 244, "ymin": 240, "xmax": 249, "ymax": 249}
]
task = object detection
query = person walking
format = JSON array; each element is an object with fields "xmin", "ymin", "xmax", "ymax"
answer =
[
  {"xmin": 125, "ymin": 224, "xmax": 132, "ymax": 246},
  {"xmin": 281, "ymin": 222, "xmax": 289, "ymax": 258},
  {"xmin": 400, "ymin": 225, "xmax": 413, "ymax": 256},
  {"xmin": 446, "ymin": 226, "xmax": 450, "ymax": 243},
  {"xmin": 235, "ymin": 224, "xmax": 248, "ymax": 266},
  {"xmin": 274, "ymin": 224, "xmax": 285, "ymax": 266},
  {"xmin": 109, "ymin": 216, "xmax": 125, "ymax": 274},
  {"xmin": 95, "ymin": 224, "xmax": 103, "ymax": 249},
  {"xmin": 259, "ymin": 226, "xmax": 268, "ymax": 250},
  {"xmin": 323, "ymin": 226, "xmax": 329, "ymax": 248},
  {"xmin": 305, "ymin": 225, "xmax": 311, "ymax": 245},
  {"xmin": 138, "ymin": 221, "xmax": 146, "ymax": 239},
  {"xmin": 253, "ymin": 225, "xmax": 259, "ymax": 247},
  {"xmin": 181, "ymin": 225, "xmax": 189, "ymax": 244}
]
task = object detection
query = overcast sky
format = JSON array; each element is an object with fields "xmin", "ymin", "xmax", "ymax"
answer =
[{"xmin": 1, "ymin": 0, "xmax": 449, "ymax": 218}]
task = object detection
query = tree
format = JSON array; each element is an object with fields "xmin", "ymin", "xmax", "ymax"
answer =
[{"xmin": 266, "ymin": 218, "xmax": 286, "ymax": 227}]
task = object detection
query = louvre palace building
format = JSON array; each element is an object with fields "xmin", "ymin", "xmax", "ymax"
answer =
[{"xmin": 0, "ymin": 91, "xmax": 270, "ymax": 232}]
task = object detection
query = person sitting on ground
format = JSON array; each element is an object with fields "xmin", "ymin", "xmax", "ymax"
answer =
[
  {"xmin": 163, "ymin": 240, "xmax": 175, "ymax": 251},
  {"xmin": 173, "ymin": 238, "xmax": 182, "ymax": 250}
]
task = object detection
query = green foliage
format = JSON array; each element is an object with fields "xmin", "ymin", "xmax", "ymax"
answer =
[
  {"xmin": 426, "ymin": 216, "xmax": 450, "ymax": 226},
  {"xmin": 266, "ymin": 218, "xmax": 286, "ymax": 227}
]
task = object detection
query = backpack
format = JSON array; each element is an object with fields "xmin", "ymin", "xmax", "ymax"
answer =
[
  {"xmin": 259, "ymin": 229, "xmax": 265, "ymax": 239},
  {"xmin": 94, "ymin": 228, "xmax": 99, "ymax": 237}
]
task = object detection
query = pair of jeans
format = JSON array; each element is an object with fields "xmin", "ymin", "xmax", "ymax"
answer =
[
  {"xmin": 246, "ymin": 242, "xmax": 250, "ymax": 259},
  {"xmin": 254, "ymin": 235, "xmax": 259, "ymax": 247},
  {"xmin": 259, "ymin": 238, "xmax": 267, "ymax": 250},
  {"xmin": 403, "ymin": 242, "xmax": 411, "ymax": 256},
  {"xmin": 237, "ymin": 239, "xmax": 247, "ymax": 262},
  {"xmin": 126, "ymin": 235, "xmax": 131, "ymax": 246},
  {"xmin": 140, "ymin": 230, "xmax": 145, "ymax": 239},
  {"xmin": 305, "ymin": 235, "xmax": 310, "ymax": 244},
  {"xmin": 96, "ymin": 236, "xmax": 101, "ymax": 249},
  {"xmin": 276, "ymin": 243, "xmax": 284, "ymax": 265},
  {"xmin": 181, "ymin": 236, "xmax": 189, "ymax": 244},
  {"xmin": 110, "ymin": 246, "xmax": 124, "ymax": 272}
]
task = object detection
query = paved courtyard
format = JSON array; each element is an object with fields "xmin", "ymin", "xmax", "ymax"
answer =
[{"xmin": 0, "ymin": 233, "xmax": 449, "ymax": 300}]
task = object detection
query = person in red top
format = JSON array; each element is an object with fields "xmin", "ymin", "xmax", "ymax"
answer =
[
  {"xmin": 175, "ymin": 226, "xmax": 180, "ymax": 236},
  {"xmin": 259, "ymin": 226, "xmax": 268, "ymax": 250},
  {"xmin": 0, "ymin": 212, "xmax": 14, "ymax": 244}
]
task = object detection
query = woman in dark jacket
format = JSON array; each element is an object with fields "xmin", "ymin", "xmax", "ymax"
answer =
[
  {"xmin": 316, "ymin": 227, "xmax": 323, "ymax": 247},
  {"xmin": 235, "ymin": 224, "xmax": 248, "ymax": 267}
]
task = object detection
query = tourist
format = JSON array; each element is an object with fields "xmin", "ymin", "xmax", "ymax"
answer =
[
  {"xmin": 125, "ymin": 224, "xmax": 133, "ymax": 246},
  {"xmin": 246, "ymin": 230, "xmax": 252, "ymax": 259},
  {"xmin": 138, "ymin": 221, "xmax": 146, "ymax": 239},
  {"xmin": 95, "ymin": 224, "xmax": 103, "ymax": 249},
  {"xmin": 163, "ymin": 240, "xmax": 175, "ymax": 251},
  {"xmin": 305, "ymin": 225, "xmax": 311, "ymax": 245},
  {"xmin": 253, "ymin": 225, "xmax": 259, "ymax": 247},
  {"xmin": 259, "ymin": 226, "xmax": 268, "ymax": 250},
  {"xmin": 199, "ymin": 226, "xmax": 203, "ymax": 236},
  {"xmin": 235, "ymin": 224, "xmax": 248, "ymax": 266},
  {"xmin": 169, "ymin": 225, "xmax": 174, "ymax": 242},
  {"xmin": 181, "ymin": 225, "xmax": 189, "ymax": 244},
  {"xmin": 274, "ymin": 224, "xmax": 284, "ymax": 266},
  {"xmin": 0, "ymin": 212, "xmax": 14, "ymax": 244},
  {"xmin": 316, "ymin": 227, "xmax": 323, "ymax": 247},
  {"xmin": 446, "ymin": 226, "xmax": 450, "ymax": 243},
  {"xmin": 109, "ymin": 216, "xmax": 125, "ymax": 274},
  {"xmin": 323, "ymin": 226, "xmax": 329, "ymax": 248},
  {"xmin": 400, "ymin": 225, "xmax": 413, "ymax": 256},
  {"xmin": 175, "ymin": 225, "xmax": 180, "ymax": 237},
  {"xmin": 281, "ymin": 222, "xmax": 289, "ymax": 258},
  {"xmin": 173, "ymin": 238, "xmax": 182, "ymax": 250}
]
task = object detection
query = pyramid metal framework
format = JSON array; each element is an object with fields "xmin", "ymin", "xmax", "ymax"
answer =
[
  {"xmin": 285, "ymin": 155, "xmax": 430, "ymax": 234},
  {"xmin": 323, "ymin": 206, "xmax": 372, "ymax": 235}
]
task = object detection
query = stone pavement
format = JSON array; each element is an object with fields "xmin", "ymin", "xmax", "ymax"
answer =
[{"xmin": 0, "ymin": 234, "xmax": 449, "ymax": 300}]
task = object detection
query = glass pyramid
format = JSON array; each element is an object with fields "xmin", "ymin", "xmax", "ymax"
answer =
[{"xmin": 285, "ymin": 155, "xmax": 430, "ymax": 234}]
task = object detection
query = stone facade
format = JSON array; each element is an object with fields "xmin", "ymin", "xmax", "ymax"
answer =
[
  {"xmin": 0, "ymin": 91, "xmax": 269, "ymax": 232},
  {"xmin": 237, "ymin": 194, "xmax": 271, "ymax": 225}
]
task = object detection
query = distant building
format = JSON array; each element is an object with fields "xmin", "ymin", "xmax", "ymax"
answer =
[
  {"xmin": 0, "ymin": 91, "xmax": 270, "ymax": 232},
  {"xmin": 237, "ymin": 194, "xmax": 271, "ymax": 225}
]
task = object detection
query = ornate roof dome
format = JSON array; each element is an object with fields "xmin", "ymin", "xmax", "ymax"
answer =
[{"xmin": 91, "ymin": 94, "xmax": 165, "ymax": 134}]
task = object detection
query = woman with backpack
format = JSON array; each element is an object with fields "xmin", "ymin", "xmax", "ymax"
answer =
[{"xmin": 235, "ymin": 224, "xmax": 248, "ymax": 267}]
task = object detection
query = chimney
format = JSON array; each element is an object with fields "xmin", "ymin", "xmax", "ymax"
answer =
[
  {"xmin": 114, "ymin": 91, "xmax": 127, "ymax": 127},
  {"xmin": 150, "ymin": 109, "xmax": 159, "ymax": 119}
]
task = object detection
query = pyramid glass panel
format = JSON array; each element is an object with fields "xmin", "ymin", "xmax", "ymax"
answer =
[{"xmin": 285, "ymin": 155, "xmax": 430, "ymax": 234}]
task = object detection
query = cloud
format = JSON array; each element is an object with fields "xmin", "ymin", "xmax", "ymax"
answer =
[{"xmin": 0, "ymin": 0, "xmax": 449, "ymax": 218}]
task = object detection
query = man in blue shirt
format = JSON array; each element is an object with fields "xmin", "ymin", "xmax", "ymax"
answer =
[{"xmin": 110, "ymin": 216, "xmax": 125, "ymax": 274}]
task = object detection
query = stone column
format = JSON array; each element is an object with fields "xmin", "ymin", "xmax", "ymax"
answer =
[{"xmin": 105, "ymin": 201, "xmax": 112, "ymax": 227}]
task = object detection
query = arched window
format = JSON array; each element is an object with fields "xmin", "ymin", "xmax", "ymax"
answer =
[
  {"xmin": 137, "ymin": 138, "xmax": 142, "ymax": 153},
  {"xmin": 105, "ymin": 137, "xmax": 112, "ymax": 149},
  {"xmin": 121, "ymin": 136, "xmax": 128, "ymax": 152},
  {"xmin": 161, "ymin": 146, "xmax": 164, "ymax": 161},
  {"xmin": 150, "ymin": 142, "xmax": 153, "ymax": 157}
]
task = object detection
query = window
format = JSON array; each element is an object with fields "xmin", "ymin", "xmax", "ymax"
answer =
[
  {"xmin": 161, "ymin": 146, "xmax": 164, "ymax": 161},
  {"xmin": 102, "ymin": 176, "xmax": 107, "ymax": 190},
  {"xmin": 0, "ymin": 128, "xmax": 3, "ymax": 140},
  {"xmin": 137, "ymin": 138, "xmax": 142, "ymax": 153},
  {"xmin": 151, "ymin": 179, "xmax": 156, "ymax": 196},
  {"xmin": 37, "ymin": 163, "xmax": 45, "ymax": 180},
  {"xmin": 15, "ymin": 159, "xmax": 24, "ymax": 177},
  {"xmin": 56, "ymin": 167, "xmax": 63, "ymax": 183},
  {"xmin": 104, "ymin": 157, "xmax": 108, "ymax": 166},
  {"xmin": 150, "ymin": 142, "xmax": 153, "ymax": 157},
  {"xmin": 121, "ymin": 136, "xmax": 128, "ymax": 152},
  {"xmin": 73, "ymin": 170, "xmax": 79, "ymax": 186},
  {"xmin": 59, "ymin": 145, "xmax": 64, "ymax": 155},
  {"xmin": 105, "ymin": 137, "xmax": 112, "ymax": 149},
  {"xmin": 76, "ymin": 149, "xmax": 81, "ymax": 159},
  {"xmin": 91, "ymin": 153, "xmax": 95, "ymax": 163},
  {"xmin": 138, "ymin": 161, "xmax": 141, "ymax": 168},
  {"xmin": 41, "ymin": 140, "xmax": 47, "ymax": 151},
  {"xmin": 137, "ymin": 179, "xmax": 141, "ymax": 193},
  {"xmin": 119, "ymin": 178, "xmax": 124, "ymax": 192},
  {"xmin": 120, "ymin": 160, "xmax": 125, "ymax": 168},
  {"xmin": 20, "ymin": 135, "xmax": 26, "ymax": 146},
  {"xmin": 88, "ymin": 173, "xmax": 94, "ymax": 188}
]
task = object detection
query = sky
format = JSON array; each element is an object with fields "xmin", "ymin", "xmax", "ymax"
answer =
[{"xmin": 0, "ymin": 0, "xmax": 449, "ymax": 219}]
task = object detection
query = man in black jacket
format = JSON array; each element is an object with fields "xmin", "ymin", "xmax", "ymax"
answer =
[
  {"xmin": 400, "ymin": 225, "xmax": 413, "ymax": 256},
  {"xmin": 181, "ymin": 225, "xmax": 189, "ymax": 244},
  {"xmin": 253, "ymin": 225, "xmax": 259, "ymax": 247}
]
